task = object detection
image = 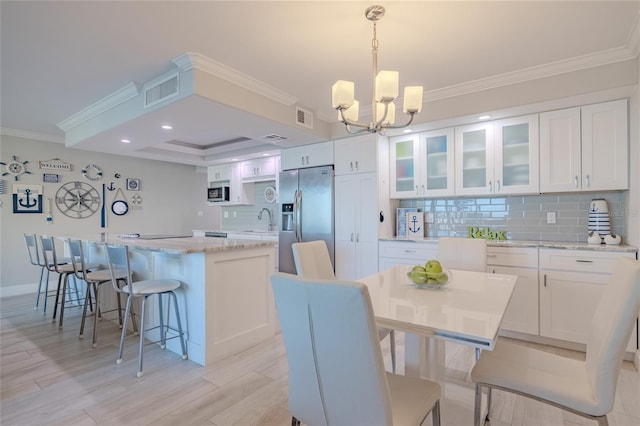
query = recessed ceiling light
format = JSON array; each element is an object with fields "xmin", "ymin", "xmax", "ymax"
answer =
[
  {"xmin": 120, "ymin": 139, "xmax": 131, "ymax": 143},
  {"xmin": 262, "ymin": 153, "xmax": 270, "ymax": 156},
  {"xmin": 161, "ymin": 124, "xmax": 173, "ymax": 130},
  {"xmin": 402, "ymin": 129, "xmax": 413, "ymax": 133},
  {"xmin": 478, "ymin": 115, "xmax": 491, "ymax": 120}
]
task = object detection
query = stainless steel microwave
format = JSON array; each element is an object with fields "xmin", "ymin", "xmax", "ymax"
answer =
[{"xmin": 207, "ymin": 186, "xmax": 230, "ymax": 202}]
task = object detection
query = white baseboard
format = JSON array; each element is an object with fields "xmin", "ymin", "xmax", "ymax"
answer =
[{"xmin": 0, "ymin": 283, "xmax": 38, "ymax": 298}]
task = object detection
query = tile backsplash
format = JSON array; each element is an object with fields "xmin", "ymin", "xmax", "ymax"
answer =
[
  {"xmin": 221, "ymin": 181, "xmax": 279, "ymax": 231},
  {"xmin": 399, "ymin": 192, "xmax": 627, "ymax": 243}
]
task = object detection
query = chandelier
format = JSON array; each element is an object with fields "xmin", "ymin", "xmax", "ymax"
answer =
[{"xmin": 332, "ymin": 5, "xmax": 423, "ymax": 135}]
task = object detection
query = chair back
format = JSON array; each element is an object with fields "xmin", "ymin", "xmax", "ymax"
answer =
[
  {"xmin": 437, "ymin": 237, "xmax": 487, "ymax": 272},
  {"xmin": 104, "ymin": 244, "xmax": 132, "ymax": 294},
  {"xmin": 39, "ymin": 236, "xmax": 62, "ymax": 273},
  {"xmin": 270, "ymin": 272, "xmax": 393, "ymax": 425},
  {"xmin": 292, "ymin": 240, "xmax": 335, "ymax": 280},
  {"xmin": 67, "ymin": 239, "xmax": 89, "ymax": 281},
  {"xmin": 24, "ymin": 234, "xmax": 41, "ymax": 267},
  {"xmin": 585, "ymin": 257, "xmax": 640, "ymax": 414}
]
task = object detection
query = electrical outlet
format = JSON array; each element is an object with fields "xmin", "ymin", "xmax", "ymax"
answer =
[
  {"xmin": 223, "ymin": 211, "xmax": 229, "ymax": 218},
  {"xmin": 425, "ymin": 213, "xmax": 435, "ymax": 224},
  {"xmin": 233, "ymin": 211, "xmax": 237, "ymax": 218},
  {"xmin": 546, "ymin": 211, "xmax": 557, "ymax": 224}
]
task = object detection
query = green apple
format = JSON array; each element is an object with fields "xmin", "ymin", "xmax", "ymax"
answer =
[
  {"xmin": 407, "ymin": 270, "xmax": 428, "ymax": 284},
  {"xmin": 424, "ymin": 259, "xmax": 442, "ymax": 274}
]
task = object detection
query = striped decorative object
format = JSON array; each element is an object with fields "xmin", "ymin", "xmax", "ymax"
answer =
[{"xmin": 588, "ymin": 198, "xmax": 610, "ymax": 238}]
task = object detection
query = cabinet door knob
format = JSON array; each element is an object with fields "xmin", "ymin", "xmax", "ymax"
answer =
[
  {"xmin": 488, "ymin": 181, "xmax": 493, "ymax": 193},
  {"xmin": 350, "ymin": 161, "xmax": 353, "ymax": 171},
  {"xmin": 574, "ymin": 176, "xmax": 579, "ymax": 187},
  {"xmin": 496, "ymin": 180, "xmax": 501, "ymax": 192},
  {"xmin": 355, "ymin": 160, "xmax": 359, "ymax": 171},
  {"xmin": 585, "ymin": 174, "xmax": 590, "ymax": 187}
]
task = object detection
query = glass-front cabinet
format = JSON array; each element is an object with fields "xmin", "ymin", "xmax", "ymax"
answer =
[
  {"xmin": 455, "ymin": 114, "xmax": 538, "ymax": 196},
  {"xmin": 420, "ymin": 129, "xmax": 455, "ymax": 197},
  {"xmin": 495, "ymin": 114, "xmax": 539, "ymax": 194},
  {"xmin": 390, "ymin": 128, "xmax": 454, "ymax": 199},
  {"xmin": 455, "ymin": 122, "xmax": 494, "ymax": 196},
  {"xmin": 390, "ymin": 134, "xmax": 419, "ymax": 198}
]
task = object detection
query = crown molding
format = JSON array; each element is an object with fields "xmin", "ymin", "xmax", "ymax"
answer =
[
  {"xmin": 0, "ymin": 127, "xmax": 64, "ymax": 143},
  {"xmin": 56, "ymin": 82, "xmax": 141, "ymax": 132},
  {"xmin": 424, "ymin": 43, "xmax": 638, "ymax": 103},
  {"xmin": 172, "ymin": 52, "xmax": 298, "ymax": 106}
]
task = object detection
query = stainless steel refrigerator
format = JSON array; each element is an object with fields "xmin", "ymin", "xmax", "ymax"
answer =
[{"xmin": 278, "ymin": 165, "xmax": 334, "ymax": 274}]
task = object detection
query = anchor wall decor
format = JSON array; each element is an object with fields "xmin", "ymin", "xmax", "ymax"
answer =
[{"xmin": 12, "ymin": 184, "xmax": 43, "ymax": 214}]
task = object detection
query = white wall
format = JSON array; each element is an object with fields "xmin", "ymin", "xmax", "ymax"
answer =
[{"xmin": 0, "ymin": 135, "xmax": 217, "ymax": 296}]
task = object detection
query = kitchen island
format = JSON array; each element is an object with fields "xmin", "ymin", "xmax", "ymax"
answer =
[{"xmin": 75, "ymin": 234, "xmax": 277, "ymax": 366}]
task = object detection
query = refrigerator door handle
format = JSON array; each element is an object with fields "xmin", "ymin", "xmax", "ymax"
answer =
[{"xmin": 294, "ymin": 189, "xmax": 303, "ymax": 242}]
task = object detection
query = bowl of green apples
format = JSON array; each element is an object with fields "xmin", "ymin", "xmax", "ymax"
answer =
[{"xmin": 407, "ymin": 259, "xmax": 450, "ymax": 288}]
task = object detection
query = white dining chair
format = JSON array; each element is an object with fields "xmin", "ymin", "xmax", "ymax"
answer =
[
  {"xmin": 471, "ymin": 257, "xmax": 640, "ymax": 426},
  {"xmin": 437, "ymin": 237, "xmax": 487, "ymax": 272},
  {"xmin": 292, "ymin": 240, "xmax": 397, "ymax": 373},
  {"xmin": 104, "ymin": 243, "xmax": 187, "ymax": 377},
  {"xmin": 271, "ymin": 272, "xmax": 441, "ymax": 426}
]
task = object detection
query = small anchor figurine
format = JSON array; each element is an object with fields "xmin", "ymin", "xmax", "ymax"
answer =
[
  {"xmin": 19, "ymin": 188, "xmax": 38, "ymax": 208},
  {"xmin": 107, "ymin": 182, "xmax": 116, "ymax": 191}
]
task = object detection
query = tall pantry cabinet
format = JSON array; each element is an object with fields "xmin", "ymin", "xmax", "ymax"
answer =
[{"xmin": 334, "ymin": 133, "xmax": 393, "ymax": 280}]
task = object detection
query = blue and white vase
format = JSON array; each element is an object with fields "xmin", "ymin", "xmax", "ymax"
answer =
[{"xmin": 588, "ymin": 199, "xmax": 610, "ymax": 241}]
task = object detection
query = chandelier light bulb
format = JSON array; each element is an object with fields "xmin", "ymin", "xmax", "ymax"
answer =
[
  {"xmin": 375, "ymin": 71, "xmax": 399, "ymax": 102},
  {"xmin": 403, "ymin": 86, "xmax": 423, "ymax": 113},
  {"xmin": 332, "ymin": 80, "xmax": 355, "ymax": 109}
]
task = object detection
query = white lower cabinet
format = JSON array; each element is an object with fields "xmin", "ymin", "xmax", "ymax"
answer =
[
  {"xmin": 539, "ymin": 248, "xmax": 637, "ymax": 350},
  {"xmin": 487, "ymin": 247, "xmax": 538, "ymax": 335},
  {"xmin": 378, "ymin": 240, "xmax": 438, "ymax": 271}
]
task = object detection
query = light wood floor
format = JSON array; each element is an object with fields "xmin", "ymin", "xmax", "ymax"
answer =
[{"xmin": 1, "ymin": 293, "xmax": 638, "ymax": 426}]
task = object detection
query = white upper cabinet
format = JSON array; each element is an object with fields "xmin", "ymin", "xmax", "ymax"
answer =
[
  {"xmin": 281, "ymin": 141, "xmax": 334, "ymax": 170},
  {"xmin": 455, "ymin": 115, "xmax": 539, "ymax": 196},
  {"xmin": 419, "ymin": 129, "xmax": 456, "ymax": 197},
  {"xmin": 455, "ymin": 122, "xmax": 495, "ymax": 196},
  {"xmin": 390, "ymin": 133, "xmax": 420, "ymax": 198},
  {"xmin": 334, "ymin": 134, "xmax": 378, "ymax": 175},
  {"xmin": 494, "ymin": 115, "xmax": 539, "ymax": 194},
  {"xmin": 241, "ymin": 156, "xmax": 277, "ymax": 181},
  {"xmin": 390, "ymin": 128, "xmax": 455, "ymax": 198},
  {"xmin": 208, "ymin": 164, "xmax": 230, "ymax": 183},
  {"xmin": 540, "ymin": 99, "xmax": 628, "ymax": 192}
]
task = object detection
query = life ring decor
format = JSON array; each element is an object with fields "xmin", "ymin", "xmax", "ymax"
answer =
[{"xmin": 81, "ymin": 164, "xmax": 103, "ymax": 181}]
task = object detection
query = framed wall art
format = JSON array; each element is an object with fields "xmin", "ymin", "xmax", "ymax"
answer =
[
  {"xmin": 13, "ymin": 184, "xmax": 43, "ymax": 214},
  {"xmin": 126, "ymin": 178, "xmax": 140, "ymax": 191},
  {"xmin": 43, "ymin": 173, "xmax": 60, "ymax": 183}
]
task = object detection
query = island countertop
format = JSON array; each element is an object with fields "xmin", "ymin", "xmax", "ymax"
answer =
[{"xmin": 64, "ymin": 234, "xmax": 276, "ymax": 255}]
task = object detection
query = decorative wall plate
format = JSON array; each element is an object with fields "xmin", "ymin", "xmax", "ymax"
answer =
[
  {"xmin": 55, "ymin": 181, "xmax": 101, "ymax": 218},
  {"xmin": 264, "ymin": 185, "xmax": 276, "ymax": 203}
]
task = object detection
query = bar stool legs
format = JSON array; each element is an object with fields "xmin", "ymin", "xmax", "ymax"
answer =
[{"xmin": 117, "ymin": 290, "xmax": 187, "ymax": 378}]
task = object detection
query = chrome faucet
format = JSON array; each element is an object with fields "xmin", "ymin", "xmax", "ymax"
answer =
[{"xmin": 258, "ymin": 208, "xmax": 276, "ymax": 231}]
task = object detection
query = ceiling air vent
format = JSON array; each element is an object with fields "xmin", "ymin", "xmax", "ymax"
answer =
[
  {"xmin": 145, "ymin": 73, "xmax": 179, "ymax": 108},
  {"xmin": 261, "ymin": 134, "xmax": 287, "ymax": 143},
  {"xmin": 296, "ymin": 106, "xmax": 314, "ymax": 129}
]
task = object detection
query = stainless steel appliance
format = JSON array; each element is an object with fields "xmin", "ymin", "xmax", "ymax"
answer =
[
  {"xmin": 279, "ymin": 165, "xmax": 334, "ymax": 274},
  {"xmin": 207, "ymin": 186, "xmax": 230, "ymax": 202}
]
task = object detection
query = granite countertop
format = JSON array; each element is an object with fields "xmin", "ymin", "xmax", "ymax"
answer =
[
  {"xmin": 66, "ymin": 234, "xmax": 276, "ymax": 255},
  {"xmin": 379, "ymin": 236, "xmax": 638, "ymax": 253},
  {"xmin": 193, "ymin": 229, "xmax": 278, "ymax": 237}
]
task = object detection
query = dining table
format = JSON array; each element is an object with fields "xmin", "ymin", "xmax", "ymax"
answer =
[{"xmin": 358, "ymin": 265, "xmax": 518, "ymax": 381}]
